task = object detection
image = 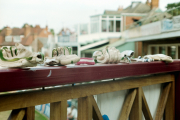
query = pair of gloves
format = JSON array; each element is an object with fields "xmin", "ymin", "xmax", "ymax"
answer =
[
  {"xmin": 44, "ymin": 47, "xmax": 80, "ymax": 66},
  {"xmin": 0, "ymin": 43, "xmax": 80, "ymax": 68},
  {"xmin": 93, "ymin": 46, "xmax": 134, "ymax": 64}
]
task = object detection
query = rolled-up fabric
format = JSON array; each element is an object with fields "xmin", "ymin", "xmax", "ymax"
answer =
[
  {"xmin": 93, "ymin": 46, "xmax": 134, "ymax": 64},
  {"xmin": 76, "ymin": 58, "xmax": 95, "ymax": 65}
]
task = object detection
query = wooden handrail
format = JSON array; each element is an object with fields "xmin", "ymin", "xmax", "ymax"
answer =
[{"xmin": 0, "ymin": 60, "xmax": 180, "ymax": 92}]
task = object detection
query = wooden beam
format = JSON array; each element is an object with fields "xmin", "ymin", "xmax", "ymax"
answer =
[
  {"xmin": 78, "ymin": 96, "xmax": 92, "ymax": 120},
  {"xmin": 165, "ymin": 81, "xmax": 175, "ymax": 120},
  {"xmin": 141, "ymin": 88, "xmax": 153, "ymax": 120},
  {"xmin": 155, "ymin": 83, "xmax": 171, "ymax": 120},
  {"xmin": 129, "ymin": 88, "xmax": 142, "ymax": 120},
  {"xmin": 119, "ymin": 89, "xmax": 137, "ymax": 120},
  {"xmin": 8, "ymin": 109, "xmax": 25, "ymax": 120},
  {"xmin": 23, "ymin": 106, "xmax": 35, "ymax": 120},
  {"xmin": 0, "ymin": 74, "xmax": 174, "ymax": 112},
  {"xmin": 50, "ymin": 101, "xmax": 67, "ymax": 120},
  {"xmin": 90, "ymin": 96, "xmax": 103, "ymax": 120}
]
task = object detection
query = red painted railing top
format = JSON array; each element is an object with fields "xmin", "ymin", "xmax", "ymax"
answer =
[{"xmin": 0, "ymin": 60, "xmax": 180, "ymax": 92}]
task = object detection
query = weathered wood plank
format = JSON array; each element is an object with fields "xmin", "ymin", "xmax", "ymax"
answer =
[
  {"xmin": 90, "ymin": 96, "xmax": 103, "ymax": 120},
  {"xmin": 155, "ymin": 83, "xmax": 171, "ymax": 120},
  {"xmin": 119, "ymin": 89, "xmax": 137, "ymax": 120},
  {"xmin": 8, "ymin": 109, "xmax": 25, "ymax": 120},
  {"xmin": 141, "ymin": 88, "xmax": 153, "ymax": 120},
  {"xmin": 165, "ymin": 81, "xmax": 175, "ymax": 120},
  {"xmin": 23, "ymin": 106, "xmax": 35, "ymax": 120},
  {"xmin": 78, "ymin": 97, "xmax": 92, "ymax": 120},
  {"xmin": 0, "ymin": 74, "xmax": 174, "ymax": 112},
  {"xmin": 129, "ymin": 88, "xmax": 142, "ymax": 120},
  {"xmin": 50, "ymin": 101, "xmax": 67, "ymax": 120}
]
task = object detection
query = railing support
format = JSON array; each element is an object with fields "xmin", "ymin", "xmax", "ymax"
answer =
[{"xmin": 50, "ymin": 101, "xmax": 67, "ymax": 120}]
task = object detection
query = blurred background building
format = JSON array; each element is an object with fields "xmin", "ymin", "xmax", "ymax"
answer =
[
  {"xmin": 1, "ymin": 0, "xmax": 180, "ymax": 59},
  {"xmin": 55, "ymin": 28, "xmax": 78, "ymax": 54},
  {"xmin": 76, "ymin": 0, "xmax": 162, "ymax": 57},
  {"xmin": 0, "ymin": 24, "xmax": 54, "ymax": 57}
]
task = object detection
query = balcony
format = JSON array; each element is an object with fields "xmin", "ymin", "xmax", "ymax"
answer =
[{"xmin": 0, "ymin": 61, "xmax": 179, "ymax": 119}]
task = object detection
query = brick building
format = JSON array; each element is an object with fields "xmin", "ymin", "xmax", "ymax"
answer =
[{"xmin": 0, "ymin": 24, "xmax": 52, "ymax": 53}]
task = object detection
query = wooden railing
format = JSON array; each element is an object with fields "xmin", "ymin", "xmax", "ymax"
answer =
[{"xmin": 0, "ymin": 60, "xmax": 180, "ymax": 120}]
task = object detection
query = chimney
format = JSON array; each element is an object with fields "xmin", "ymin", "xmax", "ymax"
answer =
[
  {"xmin": 5, "ymin": 26, "xmax": 12, "ymax": 36},
  {"xmin": 118, "ymin": 6, "xmax": 123, "ymax": 12},
  {"xmin": 146, "ymin": 0, "xmax": 151, "ymax": 6},
  {"xmin": 45, "ymin": 25, "xmax": 48, "ymax": 31},
  {"xmin": 24, "ymin": 24, "xmax": 31, "ymax": 37},
  {"xmin": 151, "ymin": 0, "xmax": 159, "ymax": 8}
]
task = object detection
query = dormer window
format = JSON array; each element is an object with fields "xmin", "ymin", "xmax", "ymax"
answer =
[
  {"xmin": 13, "ymin": 36, "xmax": 21, "ymax": 42},
  {"xmin": 5, "ymin": 36, "xmax": 13, "ymax": 42}
]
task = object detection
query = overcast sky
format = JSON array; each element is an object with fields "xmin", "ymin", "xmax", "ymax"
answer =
[{"xmin": 0, "ymin": 0, "xmax": 180, "ymax": 33}]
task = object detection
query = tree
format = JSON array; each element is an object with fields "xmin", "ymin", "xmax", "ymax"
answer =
[
  {"xmin": 22, "ymin": 23, "xmax": 33, "ymax": 28},
  {"xmin": 166, "ymin": 2, "xmax": 180, "ymax": 16},
  {"xmin": 50, "ymin": 29, "xmax": 55, "ymax": 36}
]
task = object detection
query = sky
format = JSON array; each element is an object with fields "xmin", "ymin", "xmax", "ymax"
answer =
[{"xmin": 0, "ymin": 0, "xmax": 180, "ymax": 33}]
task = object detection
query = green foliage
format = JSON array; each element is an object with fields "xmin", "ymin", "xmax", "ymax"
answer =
[
  {"xmin": 166, "ymin": 2, "xmax": 180, "ymax": 16},
  {"xmin": 166, "ymin": 2, "xmax": 180, "ymax": 9},
  {"xmin": 50, "ymin": 29, "xmax": 55, "ymax": 35}
]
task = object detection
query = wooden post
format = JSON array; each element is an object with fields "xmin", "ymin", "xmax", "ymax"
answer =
[
  {"xmin": 23, "ymin": 106, "xmax": 35, "ymax": 120},
  {"xmin": 50, "ymin": 101, "xmax": 67, "ymax": 120},
  {"xmin": 165, "ymin": 81, "xmax": 175, "ymax": 120},
  {"xmin": 78, "ymin": 96, "xmax": 92, "ymax": 120},
  {"xmin": 119, "ymin": 89, "xmax": 137, "ymax": 120},
  {"xmin": 129, "ymin": 88, "xmax": 142, "ymax": 120},
  {"xmin": 155, "ymin": 83, "xmax": 171, "ymax": 120}
]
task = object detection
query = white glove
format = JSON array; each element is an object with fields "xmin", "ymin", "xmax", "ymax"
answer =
[
  {"xmin": 44, "ymin": 47, "xmax": 80, "ymax": 66},
  {"xmin": 143, "ymin": 54, "xmax": 173, "ymax": 63},
  {"xmin": 0, "ymin": 43, "xmax": 44, "ymax": 68}
]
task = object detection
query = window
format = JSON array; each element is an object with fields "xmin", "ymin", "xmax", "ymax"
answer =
[
  {"xmin": 102, "ymin": 20, "xmax": 107, "ymax": 32},
  {"xmin": 116, "ymin": 21, "xmax": 121, "ymax": 32},
  {"xmin": 109, "ymin": 20, "xmax": 114, "ymax": 32},
  {"xmin": 149, "ymin": 44, "xmax": 179, "ymax": 59},
  {"xmin": 159, "ymin": 47, "xmax": 166, "ymax": 54},
  {"xmin": 151, "ymin": 47, "xmax": 157, "ymax": 54},
  {"xmin": 91, "ymin": 22, "xmax": 99, "ymax": 33},
  {"xmin": 169, "ymin": 46, "xmax": 176, "ymax": 59},
  {"xmin": 5, "ymin": 36, "xmax": 13, "ymax": 42},
  {"xmin": 13, "ymin": 36, "xmax": 21, "ymax": 42}
]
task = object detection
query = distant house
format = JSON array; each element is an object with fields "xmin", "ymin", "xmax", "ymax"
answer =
[
  {"xmin": 77, "ymin": 0, "xmax": 160, "ymax": 57},
  {"xmin": 0, "ymin": 24, "xmax": 53, "ymax": 56},
  {"xmin": 56, "ymin": 28, "xmax": 78, "ymax": 54}
]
